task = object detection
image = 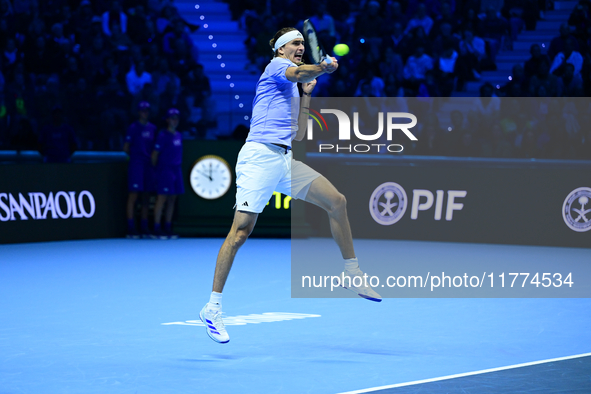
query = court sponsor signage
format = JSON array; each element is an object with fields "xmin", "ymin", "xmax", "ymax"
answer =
[
  {"xmin": 0, "ymin": 162, "xmax": 126, "ymax": 243},
  {"xmin": 0, "ymin": 191, "xmax": 95, "ymax": 222},
  {"xmin": 300, "ymin": 155, "xmax": 591, "ymax": 248},
  {"xmin": 369, "ymin": 182, "xmax": 467, "ymax": 225}
]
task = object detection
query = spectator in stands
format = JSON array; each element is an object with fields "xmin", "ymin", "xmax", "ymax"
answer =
[
  {"xmin": 435, "ymin": 44, "xmax": 458, "ymax": 96},
  {"xmin": 127, "ymin": 5, "xmax": 154, "ymax": 46},
  {"xmin": 102, "ymin": 1, "xmax": 128, "ymax": 37},
  {"xmin": 355, "ymin": 66, "xmax": 385, "ymax": 97},
  {"xmin": 384, "ymin": 22, "xmax": 407, "ymax": 55},
  {"xmin": 443, "ymin": 110, "xmax": 467, "ymax": 155},
  {"xmin": 50, "ymin": 23, "xmax": 71, "ymax": 52},
  {"xmin": 499, "ymin": 64, "xmax": 528, "ymax": 96},
  {"xmin": 97, "ymin": 77, "xmax": 130, "ymax": 150},
  {"xmin": 477, "ymin": 7, "xmax": 508, "ymax": 63},
  {"xmin": 182, "ymin": 63, "xmax": 211, "ymax": 108},
  {"xmin": 156, "ymin": 5, "xmax": 175, "ymax": 35},
  {"xmin": 414, "ymin": 122, "xmax": 443, "ymax": 155},
  {"xmin": 432, "ymin": 23, "xmax": 460, "ymax": 59},
  {"xmin": 408, "ymin": 26, "xmax": 432, "ymax": 58},
  {"xmin": 523, "ymin": 44, "xmax": 549, "ymax": 80},
  {"xmin": 144, "ymin": 43, "xmax": 161, "ymax": 72},
  {"xmin": 74, "ymin": 0, "xmax": 95, "ymax": 49},
  {"xmin": 83, "ymin": 36, "xmax": 110, "ymax": 82},
  {"xmin": 530, "ymin": 58, "xmax": 564, "ymax": 96},
  {"xmin": 354, "ymin": 1, "xmax": 384, "ymax": 59},
  {"xmin": 309, "ymin": 2, "xmax": 336, "ymax": 51},
  {"xmin": 405, "ymin": 3, "xmax": 434, "ymax": 36},
  {"xmin": 127, "ymin": 45, "xmax": 144, "ymax": 71},
  {"xmin": 61, "ymin": 56, "xmax": 82, "ymax": 90},
  {"xmin": 152, "ymin": 58, "xmax": 180, "ymax": 97},
  {"xmin": 152, "ymin": 108, "xmax": 184, "ymax": 239},
  {"xmin": 65, "ymin": 77, "xmax": 97, "ymax": 149},
  {"xmin": 378, "ymin": 47, "xmax": 404, "ymax": 85},
  {"xmin": 419, "ymin": 70, "xmax": 443, "ymax": 97},
  {"xmin": 549, "ymin": 37, "xmax": 583, "ymax": 77},
  {"xmin": 109, "ymin": 24, "xmax": 134, "ymax": 52},
  {"xmin": 561, "ymin": 63, "xmax": 584, "ymax": 96},
  {"xmin": 567, "ymin": 1, "xmax": 591, "ymax": 41},
  {"xmin": 2, "ymin": 38, "xmax": 20, "ymax": 78},
  {"xmin": 163, "ymin": 20, "xmax": 198, "ymax": 62},
  {"xmin": 518, "ymin": 129, "xmax": 540, "ymax": 158},
  {"xmin": 34, "ymin": 76, "xmax": 63, "ymax": 123},
  {"xmin": 455, "ymin": 131, "xmax": 480, "ymax": 157},
  {"xmin": 456, "ymin": 29, "xmax": 485, "ymax": 90},
  {"xmin": 384, "ymin": 1, "xmax": 407, "ymax": 28},
  {"xmin": 548, "ymin": 23, "xmax": 579, "ymax": 61},
  {"xmin": 38, "ymin": 106, "xmax": 78, "ymax": 163},
  {"xmin": 431, "ymin": 3, "xmax": 459, "ymax": 39},
  {"xmin": 403, "ymin": 46, "xmax": 433, "ymax": 91},
  {"xmin": 474, "ymin": 83, "xmax": 501, "ymax": 119},
  {"xmin": 126, "ymin": 60, "xmax": 152, "ymax": 96},
  {"xmin": 94, "ymin": 56, "xmax": 121, "ymax": 88}
]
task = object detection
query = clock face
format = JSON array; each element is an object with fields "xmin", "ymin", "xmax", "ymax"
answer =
[{"xmin": 190, "ymin": 155, "xmax": 232, "ymax": 199}]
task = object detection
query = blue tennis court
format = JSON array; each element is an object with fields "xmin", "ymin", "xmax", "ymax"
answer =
[{"xmin": 1, "ymin": 238, "xmax": 590, "ymax": 393}]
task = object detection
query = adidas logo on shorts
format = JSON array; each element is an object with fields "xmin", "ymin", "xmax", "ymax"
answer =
[{"xmin": 242, "ymin": 202, "xmax": 249, "ymax": 207}]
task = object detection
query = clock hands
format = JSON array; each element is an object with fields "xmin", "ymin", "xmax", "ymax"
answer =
[{"xmin": 196, "ymin": 169, "xmax": 212, "ymax": 181}]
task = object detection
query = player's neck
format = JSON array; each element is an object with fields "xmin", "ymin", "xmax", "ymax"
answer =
[
  {"xmin": 138, "ymin": 119, "xmax": 148, "ymax": 125},
  {"xmin": 166, "ymin": 127, "xmax": 177, "ymax": 133}
]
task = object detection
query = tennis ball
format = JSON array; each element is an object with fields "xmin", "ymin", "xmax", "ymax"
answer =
[{"xmin": 333, "ymin": 43, "xmax": 349, "ymax": 56}]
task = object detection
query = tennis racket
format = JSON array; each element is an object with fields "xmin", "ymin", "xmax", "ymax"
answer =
[{"xmin": 303, "ymin": 19, "xmax": 332, "ymax": 64}]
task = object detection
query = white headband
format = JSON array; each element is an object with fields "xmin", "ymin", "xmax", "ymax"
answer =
[{"xmin": 274, "ymin": 30, "xmax": 303, "ymax": 51}]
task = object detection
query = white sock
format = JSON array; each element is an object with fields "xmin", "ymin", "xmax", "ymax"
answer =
[
  {"xmin": 344, "ymin": 257, "xmax": 360, "ymax": 272},
  {"xmin": 207, "ymin": 291, "xmax": 222, "ymax": 311}
]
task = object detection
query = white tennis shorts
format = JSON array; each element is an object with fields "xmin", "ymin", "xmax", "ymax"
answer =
[{"xmin": 235, "ymin": 141, "xmax": 321, "ymax": 213}]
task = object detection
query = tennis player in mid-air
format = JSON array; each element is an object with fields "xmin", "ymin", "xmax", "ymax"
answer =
[{"xmin": 200, "ymin": 27, "xmax": 381, "ymax": 344}]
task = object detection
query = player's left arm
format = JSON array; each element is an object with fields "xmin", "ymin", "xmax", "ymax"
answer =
[
  {"xmin": 151, "ymin": 150, "xmax": 159, "ymax": 167},
  {"xmin": 294, "ymin": 80, "xmax": 316, "ymax": 141}
]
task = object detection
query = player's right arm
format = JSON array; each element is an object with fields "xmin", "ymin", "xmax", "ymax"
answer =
[
  {"xmin": 151, "ymin": 150, "xmax": 159, "ymax": 167},
  {"xmin": 285, "ymin": 57, "xmax": 338, "ymax": 83}
]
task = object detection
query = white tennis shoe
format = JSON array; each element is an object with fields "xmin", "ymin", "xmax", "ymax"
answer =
[
  {"xmin": 199, "ymin": 305, "xmax": 230, "ymax": 344},
  {"xmin": 340, "ymin": 269, "xmax": 382, "ymax": 302}
]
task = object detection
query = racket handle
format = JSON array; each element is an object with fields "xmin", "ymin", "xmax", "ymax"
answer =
[{"xmin": 324, "ymin": 56, "xmax": 332, "ymax": 64}]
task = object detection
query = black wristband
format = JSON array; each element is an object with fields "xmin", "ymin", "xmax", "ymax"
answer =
[{"xmin": 303, "ymin": 92, "xmax": 312, "ymax": 96}]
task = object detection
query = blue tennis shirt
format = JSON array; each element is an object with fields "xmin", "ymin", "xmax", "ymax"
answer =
[{"xmin": 246, "ymin": 57, "xmax": 299, "ymax": 147}]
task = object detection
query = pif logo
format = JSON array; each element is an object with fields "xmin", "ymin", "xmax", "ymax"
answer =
[
  {"xmin": 369, "ymin": 183, "xmax": 467, "ymax": 225},
  {"xmin": 304, "ymin": 108, "xmax": 417, "ymax": 153}
]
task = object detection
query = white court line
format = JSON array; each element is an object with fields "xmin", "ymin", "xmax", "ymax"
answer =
[{"xmin": 338, "ymin": 352, "xmax": 591, "ymax": 394}]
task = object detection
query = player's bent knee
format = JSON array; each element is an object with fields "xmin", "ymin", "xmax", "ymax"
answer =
[
  {"xmin": 230, "ymin": 227, "xmax": 251, "ymax": 248},
  {"xmin": 331, "ymin": 192, "xmax": 347, "ymax": 213}
]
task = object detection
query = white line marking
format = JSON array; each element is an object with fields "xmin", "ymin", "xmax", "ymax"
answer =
[
  {"xmin": 162, "ymin": 312, "xmax": 320, "ymax": 326},
  {"xmin": 337, "ymin": 352, "xmax": 591, "ymax": 394}
]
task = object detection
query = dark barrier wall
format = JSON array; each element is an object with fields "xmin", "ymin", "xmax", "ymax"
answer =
[
  {"xmin": 0, "ymin": 162, "xmax": 127, "ymax": 244},
  {"xmin": 304, "ymin": 155, "xmax": 591, "ymax": 248},
  {"xmin": 176, "ymin": 141, "xmax": 291, "ymax": 237}
]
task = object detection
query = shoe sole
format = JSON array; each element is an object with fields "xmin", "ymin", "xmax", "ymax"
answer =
[
  {"xmin": 341, "ymin": 285, "xmax": 382, "ymax": 302},
  {"xmin": 199, "ymin": 310, "xmax": 229, "ymax": 344}
]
